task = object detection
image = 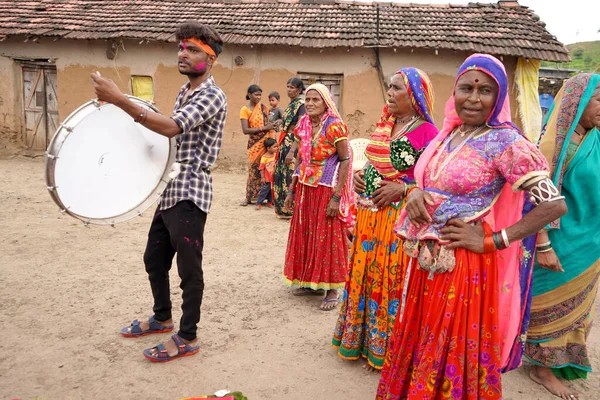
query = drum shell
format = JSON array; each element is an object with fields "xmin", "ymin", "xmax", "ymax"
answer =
[{"xmin": 45, "ymin": 96, "xmax": 176, "ymax": 226}]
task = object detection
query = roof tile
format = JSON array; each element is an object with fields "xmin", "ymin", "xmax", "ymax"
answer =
[{"xmin": 0, "ymin": 0, "xmax": 570, "ymax": 62}]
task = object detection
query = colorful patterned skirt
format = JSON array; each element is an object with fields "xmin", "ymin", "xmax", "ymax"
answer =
[
  {"xmin": 283, "ymin": 183, "xmax": 348, "ymax": 290},
  {"xmin": 524, "ymin": 259, "xmax": 600, "ymax": 380},
  {"xmin": 245, "ymin": 134, "xmax": 267, "ymax": 203},
  {"xmin": 332, "ymin": 203, "xmax": 407, "ymax": 369},
  {"xmin": 376, "ymin": 248, "xmax": 502, "ymax": 400}
]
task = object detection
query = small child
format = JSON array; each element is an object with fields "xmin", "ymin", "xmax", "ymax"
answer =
[
  {"xmin": 268, "ymin": 91, "xmax": 283, "ymax": 131},
  {"xmin": 256, "ymin": 138, "xmax": 278, "ymax": 210}
]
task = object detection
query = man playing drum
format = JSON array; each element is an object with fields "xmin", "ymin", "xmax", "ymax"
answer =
[{"xmin": 91, "ymin": 21, "xmax": 227, "ymax": 362}]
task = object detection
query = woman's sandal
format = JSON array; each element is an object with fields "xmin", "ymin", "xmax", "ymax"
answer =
[
  {"xmin": 239, "ymin": 200, "xmax": 250, "ymax": 206},
  {"xmin": 143, "ymin": 334, "xmax": 200, "ymax": 363},
  {"xmin": 120, "ymin": 316, "xmax": 174, "ymax": 338},
  {"xmin": 320, "ymin": 296, "xmax": 340, "ymax": 311}
]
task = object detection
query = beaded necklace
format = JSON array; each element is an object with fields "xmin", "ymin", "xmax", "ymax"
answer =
[
  {"xmin": 390, "ymin": 116, "xmax": 420, "ymax": 141},
  {"xmin": 397, "ymin": 114, "xmax": 419, "ymax": 124}
]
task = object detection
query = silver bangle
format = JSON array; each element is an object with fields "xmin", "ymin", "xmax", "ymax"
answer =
[
  {"xmin": 528, "ymin": 177, "xmax": 565, "ymax": 206},
  {"xmin": 500, "ymin": 229, "xmax": 510, "ymax": 249},
  {"xmin": 536, "ymin": 241, "xmax": 551, "ymax": 248}
]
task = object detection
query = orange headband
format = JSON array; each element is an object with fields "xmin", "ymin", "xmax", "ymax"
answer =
[{"xmin": 184, "ymin": 38, "xmax": 216, "ymax": 57}]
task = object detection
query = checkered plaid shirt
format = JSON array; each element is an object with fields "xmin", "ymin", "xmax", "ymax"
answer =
[{"xmin": 159, "ymin": 76, "xmax": 227, "ymax": 213}]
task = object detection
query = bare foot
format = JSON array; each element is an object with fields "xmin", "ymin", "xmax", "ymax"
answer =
[
  {"xmin": 530, "ymin": 365, "xmax": 579, "ymax": 399},
  {"xmin": 320, "ymin": 290, "xmax": 339, "ymax": 311},
  {"xmin": 145, "ymin": 335, "xmax": 199, "ymax": 358},
  {"xmin": 122, "ymin": 317, "xmax": 173, "ymax": 335}
]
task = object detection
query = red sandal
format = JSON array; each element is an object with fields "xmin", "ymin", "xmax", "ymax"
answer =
[{"xmin": 143, "ymin": 334, "xmax": 200, "ymax": 362}]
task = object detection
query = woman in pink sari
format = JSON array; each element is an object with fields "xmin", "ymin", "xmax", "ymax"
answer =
[{"xmin": 376, "ymin": 54, "xmax": 567, "ymax": 399}]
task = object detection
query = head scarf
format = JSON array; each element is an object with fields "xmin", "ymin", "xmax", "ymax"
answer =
[
  {"xmin": 414, "ymin": 53, "xmax": 523, "ymax": 191},
  {"xmin": 437, "ymin": 53, "xmax": 515, "ymax": 137},
  {"xmin": 538, "ymin": 74, "xmax": 600, "ymax": 228},
  {"xmin": 296, "ymin": 83, "xmax": 354, "ymax": 228},
  {"xmin": 409, "ymin": 54, "xmax": 534, "ymax": 372},
  {"xmin": 366, "ymin": 67, "xmax": 435, "ymax": 181},
  {"xmin": 398, "ymin": 67, "xmax": 435, "ymax": 124},
  {"xmin": 297, "ymin": 83, "xmax": 342, "ymax": 177}
]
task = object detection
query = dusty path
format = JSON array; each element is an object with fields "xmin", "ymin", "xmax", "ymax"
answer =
[{"xmin": 0, "ymin": 157, "xmax": 597, "ymax": 399}]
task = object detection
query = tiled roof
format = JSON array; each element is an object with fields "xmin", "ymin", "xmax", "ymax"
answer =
[{"xmin": 0, "ymin": 0, "xmax": 570, "ymax": 62}]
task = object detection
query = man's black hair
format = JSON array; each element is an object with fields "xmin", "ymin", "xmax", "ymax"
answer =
[{"xmin": 175, "ymin": 21, "xmax": 223, "ymax": 56}]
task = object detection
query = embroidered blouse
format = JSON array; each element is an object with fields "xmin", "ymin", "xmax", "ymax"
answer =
[
  {"xmin": 294, "ymin": 120, "xmax": 349, "ymax": 187},
  {"xmin": 363, "ymin": 122, "xmax": 438, "ymax": 198},
  {"xmin": 396, "ymin": 128, "xmax": 549, "ymax": 242}
]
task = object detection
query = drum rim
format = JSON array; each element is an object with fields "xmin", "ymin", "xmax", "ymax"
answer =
[{"xmin": 45, "ymin": 96, "xmax": 176, "ymax": 226}]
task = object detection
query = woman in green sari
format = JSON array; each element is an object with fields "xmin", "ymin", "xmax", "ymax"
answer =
[
  {"xmin": 273, "ymin": 77, "xmax": 306, "ymax": 218},
  {"xmin": 526, "ymin": 73, "xmax": 600, "ymax": 400}
]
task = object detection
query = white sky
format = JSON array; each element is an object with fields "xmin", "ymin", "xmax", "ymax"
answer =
[{"xmin": 368, "ymin": 0, "xmax": 600, "ymax": 45}]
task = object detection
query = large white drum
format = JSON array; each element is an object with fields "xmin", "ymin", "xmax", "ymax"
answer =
[{"xmin": 45, "ymin": 96, "xmax": 176, "ymax": 226}]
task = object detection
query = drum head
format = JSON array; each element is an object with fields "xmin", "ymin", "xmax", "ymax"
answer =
[{"xmin": 45, "ymin": 97, "xmax": 176, "ymax": 225}]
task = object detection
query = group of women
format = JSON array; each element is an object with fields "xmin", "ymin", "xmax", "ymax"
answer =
[
  {"xmin": 239, "ymin": 78, "xmax": 306, "ymax": 218},
  {"xmin": 269, "ymin": 53, "xmax": 599, "ymax": 399}
]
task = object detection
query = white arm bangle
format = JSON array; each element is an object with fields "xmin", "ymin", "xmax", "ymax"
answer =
[
  {"xmin": 500, "ymin": 229, "xmax": 510, "ymax": 249},
  {"xmin": 528, "ymin": 177, "xmax": 565, "ymax": 205},
  {"xmin": 537, "ymin": 247, "xmax": 553, "ymax": 253}
]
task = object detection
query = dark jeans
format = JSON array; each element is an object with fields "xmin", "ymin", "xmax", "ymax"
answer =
[
  {"xmin": 256, "ymin": 182, "xmax": 273, "ymax": 204},
  {"xmin": 143, "ymin": 200, "xmax": 206, "ymax": 341}
]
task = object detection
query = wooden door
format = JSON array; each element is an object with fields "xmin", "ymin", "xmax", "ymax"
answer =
[
  {"xmin": 327, "ymin": 81, "xmax": 341, "ymax": 111},
  {"xmin": 44, "ymin": 69, "xmax": 59, "ymax": 137},
  {"xmin": 299, "ymin": 73, "xmax": 343, "ymax": 111},
  {"xmin": 22, "ymin": 65, "xmax": 58, "ymax": 150}
]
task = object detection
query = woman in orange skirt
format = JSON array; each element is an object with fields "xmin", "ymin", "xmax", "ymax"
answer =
[
  {"xmin": 376, "ymin": 54, "xmax": 567, "ymax": 399},
  {"xmin": 333, "ymin": 68, "xmax": 438, "ymax": 370}
]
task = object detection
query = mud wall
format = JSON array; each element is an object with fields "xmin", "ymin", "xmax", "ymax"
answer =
[{"xmin": 0, "ymin": 37, "xmax": 521, "ymax": 163}]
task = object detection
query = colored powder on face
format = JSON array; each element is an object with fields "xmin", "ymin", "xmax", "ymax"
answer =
[
  {"xmin": 194, "ymin": 62, "xmax": 207, "ymax": 71},
  {"xmin": 182, "ymin": 41, "xmax": 188, "ymax": 49}
]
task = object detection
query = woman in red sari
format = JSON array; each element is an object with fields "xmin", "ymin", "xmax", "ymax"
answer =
[
  {"xmin": 240, "ymin": 84, "xmax": 275, "ymax": 205},
  {"xmin": 376, "ymin": 54, "xmax": 567, "ymax": 399},
  {"xmin": 283, "ymin": 83, "xmax": 354, "ymax": 311}
]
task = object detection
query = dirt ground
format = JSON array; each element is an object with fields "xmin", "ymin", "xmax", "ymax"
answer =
[{"xmin": 0, "ymin": 156, "xmax": 598, "ymax": 400}]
